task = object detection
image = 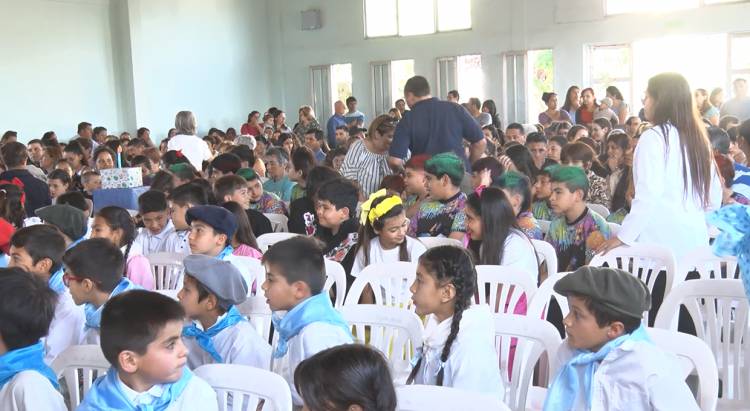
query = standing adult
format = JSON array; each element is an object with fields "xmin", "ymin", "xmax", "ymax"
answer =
[
  {"xmin": 561, "ymin": 86, "xmax": 581, "ymax": 124},
  {"xmin": 575, "ymin": 88, "xmax": 598, "ymax": 127},
  {"xmin": 467, "ymin": 98, "xmax": 492, "ymax": 127},
  {"xmin": 344, "ymin": 96, "xmax": 366, "ymax": 127},
  {"xmin": 167, "ymin": 111, "xmax": 213, "ymax": 170},
  {"xmin": 75, "ymin": 121, "xmax": 99, "ymax": 151},
  {"xmin": 538, "ymin": 92, "xmax": 572, "ymax": 128},
  {"xmin": 293, "ymin": 106, "xmax": 321, "ymax": 140},
  {"xmin": 606, "ymin": 86, "xmax": 630, "ymax": 125},
  {"xmin": 326, "ymin": 101, "xmax": 348, "ymax": 148},
  {"xmin": 481, "ymin": 99, "xmax": 503, "ymax": 130},
  {"xmin": 340, "ymin": 115, "xmax": 395, "ymax": 197},
  {"xmin": 721, "ymin": 78, "xmax": 750, "ymax": 122},
  {"xmin": 388, "ymin": 76, "xmax": 485, "ymax": 170},
  {"xmin": 694, "ymin": 88, "xmax": 720, "ymax": 126},
  {"xmin": 597, "ymin": 73, "xmax": 722, "ymax": 259},
  {"xmin": 0, "ymin": 142, "xmax": 51, "ymax": 216}
]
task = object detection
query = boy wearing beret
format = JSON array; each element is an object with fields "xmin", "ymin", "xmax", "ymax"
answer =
[
  {"xmin": 178, "ymin": 255, "xmax": 271, "ymax": 370},
  {"xmin": 543, "ymin": 266, "xmax": 699, "ymax": 411},
  {"xmin": 36, "ymin": 204, "xmax": 87, "ymax": 249}
]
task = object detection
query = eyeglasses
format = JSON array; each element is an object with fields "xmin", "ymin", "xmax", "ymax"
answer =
[{"xmin": 63, "ymin": 272, "xmax": 100, "ymax": 287}]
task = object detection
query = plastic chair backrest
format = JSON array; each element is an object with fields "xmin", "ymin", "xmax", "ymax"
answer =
[
  {"xmin": 526, "ymin": 272, "xmax": 571, "ymax": 323},
  {"xmin": 646, "ymin": 327, "xmax": 719, "ymax": 411},
  {"xmin": 395, "ymin": 385, "xmax": 509, "ymax": 411},
  {"xmin": 586, "ymin": 203, "xmax": 610, "ymax": 218},
  {"xmin": 256, "ymin": 232, "xmax": 300, "ymax": 253},
  {"xmin": 493, "ymin": 313, "xmax": 562, "ymax": 411},
  {"xmin": 418, "ymin": 236, "xmax": 463, "ymax": 249},
  {"xmin": 194, "ymin": 363, "xmax": 293, "ymax": 411},
  {"xmin": 235, "ymin": 258, "xmax": 273, "ymax": 343},
  {"xmin": 51, "ymin": 345, "xmax": 109, "ymax": 411},
  {"xmin": 530, "ymin": 239, "xmax": 557, "ymax": 278},
  {"xmin": 340, "ymin": 305, "xmax": 424, "ymax": 378},
  {"xmin": 678, "ymin": 245, "xmax": 740, "ymax": 282},
  {"xmin": 344, "ymin": 262, "xmax": 417, "ymax": 309},
  {"xmin": 324, "ymin": 259, "xmax": 347, "ymax": 308},
  {"xmin": 264, "ymin": 213, "xmax": 289, "ymax": 233},
  {"xmin": 475, "ymin": 265, "xmax": 537, "ymax": 314},
  {"xmin": 654, "ymin": 279, "xmax": 749, "ymax": 407},
  {"xmin": 147, "ymin": 252, "xmax": 185, "ymax": 290}
]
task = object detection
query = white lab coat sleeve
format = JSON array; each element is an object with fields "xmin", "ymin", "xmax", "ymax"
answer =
[
  {"xmin": 647, "ymin": 367, "xmax": 701, "ymax": 411},
  {"xmin": 447, "ymin": 343, "xmax": 505, "ymax": 398},
  {"xmin": 618, "ymin": 130, "xmax": 665, "ymax": 245},
  {"xmin": 0, "ymin": 371, "xmax": 66, "ymax": 411}
]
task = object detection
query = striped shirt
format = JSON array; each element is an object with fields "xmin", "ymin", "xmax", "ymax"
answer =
[
  {"xmin": 733, "ymin": 163, "xmax": 750, "ymax": 199},
  {"xmin": 340, "ymin": 139, "xmax": 392, "ymax": 197}
]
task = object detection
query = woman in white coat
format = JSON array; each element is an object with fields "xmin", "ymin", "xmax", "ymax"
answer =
[
  {"xmin": 597, "ymin": 73, "xmax": 722, "ymax": 259},
  {"xmin": 167, "ymin": 110, "xmax": 213, "ymax": 169}
]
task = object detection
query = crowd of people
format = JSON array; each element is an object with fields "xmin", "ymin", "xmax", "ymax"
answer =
[{"xmin": 0, "ymin": 72, "xmax": 748, "ymax": 410}]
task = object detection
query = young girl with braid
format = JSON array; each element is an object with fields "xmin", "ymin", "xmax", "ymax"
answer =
[
  {"xmin": 90, "ymin": 206, "xmax": 154, "ymax": 290},
  {"xmin": 407, "ymin": 246, "xmax": 503, "ymax": 397}
]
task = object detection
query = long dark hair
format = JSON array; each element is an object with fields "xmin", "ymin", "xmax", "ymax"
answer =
[
  {"xmin": 222, "ymin": 201, "xmax": 258, "ymax": 250},
  {"xmin": 407, "ymin": 246, "xmax": 476, "ymax": 386},
  {"xmin": 466, "ymin": 187, "xmax": 519, "ymax": 265},
  {"xmin": 561, "ymin": 86, "xmax": 580, "ymax": 112},
  {"xmin": 481, "ymin": 99, "xmax": 502, "ymax": 129},
  {"xmin": 0, "ymin": 184, "xmax": 25, "ymax": 228},
  {"xmin": 355, "ymin": 195, "xmax": 408, "ymax": 267},
  {"xmin": 647, "ymin": 73, "xmax": 713, "ymax": 207},
  {"xmin": 504, "ymin": 145, "xmax": 535, "ymax": 182},
  {"xmin": 605, "ymin": 133, "xmax": 632, "ymax": 212},
  {"xmin": 96, "ymin": 206, "xmax": 136, "ymax": 275}
]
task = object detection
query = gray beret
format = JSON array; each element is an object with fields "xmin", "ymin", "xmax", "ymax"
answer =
[
  {"xmin": 183, "ymin": 255, "xmax": 248, "ymax": 307},
  {"xmin": 554, "ymin": 266, "xmax": 651, "ymax": 320}
]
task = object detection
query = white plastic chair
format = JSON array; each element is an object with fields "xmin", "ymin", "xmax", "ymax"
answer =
[
  {"xmin": 235, "ymin": 258, "xmax": 273, "ymax": 343},
  {"xmin": 531, "ymin": 239, "xmax": 557, "ymax": 279},
  {"xmin": 341, "ymin": 305, "xmax": 424, "ymax": 380},
  {"xmin": 678, "ymin": 245, "xmax": 740, "ymax": 282},
  {"xmin": 324, "ymin": 259, "xmax": 347, "ymax": 308},
  {"xmin": 537, "ymin": 220, "xmax": 551, "ymax": 236},
  {"xmin": 154, "ymin": 289, "xmax": 179, "ymax": 301},
  {"xmin": 527, "ymin": 272, "xmax": 571, "ymax": 322},
  {"xmin": 607, "ymin": 221, "xmax": 621, "ymax": 236},
  {"xmin": 256, "ymin": 232, "xmax": 300, "ymax": 252},
  {"xmin": 586, "ymin": 202, "xmax": 610, "ymax": 218},
  {"xmin": 51, "ymin": 345, "xmax": 110, "ymax": 411},
  {"xmin": 493, "ymin": 314, "xmax": 562, "ymax": 411},
  {"xmin": 344, "ymin": 262, "xmax": 417, "ymax": 309},
  {"xmin": 646, "ymin": 327, "xmax": 719, "ymax": 411},
  {"xmin": 146, "ymin": 252, "xmax": 185, "ymax": 290},
  {"xmin": 475, "ymin": 265, "xmax": 537, "ymax": 314},
  {"xmin": 194, "ymin": 363, "xmax": 293, "ymax": 411},
  {"xmin": 395, "ymin": 385, "xmax": 509, "ymax": 411},
  {"xmin": 418, "ymin": 236, "xmax": 463, "ymax": 249},
  {"xmin": 654, "ymin": 279, "xmax": 749, "ymax": 408},
  {"xmin": 264, "ymin": 213, "xmax": 289, "ymax": 232}
]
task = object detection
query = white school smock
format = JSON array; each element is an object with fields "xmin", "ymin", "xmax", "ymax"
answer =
[
  {"xmin": 184, "ymin": 319, "xmax": 272, "ymax": 370},
  {"xmin": 271, "ymin": 322, "xmax": 353, "ymax": 406},
  {"xmin": 0, "ymin": 370, "xmax": 66, "ymax": 411},
  {"xmin": 131, "ymin": 220, "xmax": 176, "ymax": 256},
  {"xmin": 496, "ymin": 229, "xmax": 539, "ymax": 283},
  {"xmin": 81, "ymin": 326, "xmax": 100, "ymax": 345},
  {"xmin": 414, "ymin": 304, "xmax": 504, "ymax": 399},
  {"xmin": 618, "ymin": 124, "xmax": 722, "ymax": 258},
  {"xmin": 115, "ymin": 372, "xmax": 218, "ymax": 411},
  {"xmin": 350, "ymin": 236, "xmax": 426, "ymax": 276},
  {"xmin": 554, "ymin": 339, "xmax": 700, "ymax": 411},
  {"xmin": 163, "ymin": 229, "xmax": 191, "ymax": 255},
  {"xmin": 44, "ymin": 288, "xmax": 85, "ymax": 364}
]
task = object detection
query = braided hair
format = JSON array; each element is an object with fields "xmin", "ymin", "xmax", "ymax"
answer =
[
  {"xmin": 95, "ymin": 206, "xmax": 137, "ymax": 276},
  {"xmin": 407, "ymin": 246, "xmax": 476, "ymax": 386}
]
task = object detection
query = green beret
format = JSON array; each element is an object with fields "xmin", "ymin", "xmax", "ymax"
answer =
[{"xmin": 554, "ymin": 266, "xmax": 651, "ymax": 320}]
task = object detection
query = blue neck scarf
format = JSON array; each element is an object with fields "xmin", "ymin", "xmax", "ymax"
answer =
[
  {"xmin": 271, "ymin": 292, "xmax": 352, "ymax": 359},
  {"xmin": 543, "ymin": 324, "xmax": 651, "ymax": 411},
  {"xmin": 182, "ymin": 305, "xmax": 245, "ymax": 363},
  {"xmin": 707, "ymin": 204, "xmax": 750, "ymax": 301},
  {"xmin": 67, "ymin": 235, "xmax": 85, "ymax": 251},
  {"xmin": 48, "ymin": 267, "xmax": 65, "ymax": 294},
  {"xmin": 216, "ymin": 245, "xmax": 234, "ymax": 260},
  {"xmin": 85, "ymin": 278, "xmax": 140, "ymax": 330},
  {"xmin": 0, "ymin": 341, "xmax": 58, "ymax": 390},
  {"xmin": 78, "ymin": 366, "xmax": 193, "ymax": 411}
]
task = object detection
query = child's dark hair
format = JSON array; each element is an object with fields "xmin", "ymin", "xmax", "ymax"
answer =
[
  {"xmin": 222, "ymin": 201, "xmax": 258, "ymax": 250},
  {"xmin": 466, "ymin": 187, "xmax": 521, "ymax": 265},
  {"xmin": 470, "ymin": 156, "xmax": 504, "ymax": 179},
  {"xmin": 525, "ymin": 132, "xmax": 548, "ymax": 145},
  {"xmin": 324, "ymin": 146, "xmax": 348, "ymax": 168},
  {"xmin": 424, "ymin": 152, "xmax": 464, "ymax": 187},
  {"xmin": 316, "ymin": 178, "xmax": 359, "ymax": 220},
  {"xmin": 0, "ymin": 267, "xmax": 57, "ymax": 350},
  {"xmin": 262, "ymin": 236, "xmax": 325, "ymax": 294},
  {"xmin": 138, "ymin": 190, "xmax": 168, "ymax": 214},
  {"xmin": 356, "ymin": 194, "xmax": 408, "ymax": 267},
  {"xmin": 130, "ymin": 155, "xmax": 152, "ymax": 171},
  {"xmin": 0, "ymin": 142, "xmax": 28, "ymax": 168},
  {"xmin": 81, "ymin": 169, "xmax": 101, "ymax": 185},
  {"xmin": 305, "ymin": 166, "xmax": 341, "ymax": 198},
  {"xmin": 150, "ymin": 170, "xmax": 175, "ymax": 193},
  {"xmin": 96, "ymin": 206, "xmax": 137, "ymax": 274},
  {"xmin": 214, "ymin": 175, "xmax": 247, "ymax": 202},
  {"xmin": 184, "ymin": 274, "xmax": 227, "ymax": 314},
  {"xmin": 0, "ymin": 183, "xmax": 26, "ymax": 228},
  {"xmin": 191, "ymin": 178, "xmax": 217, "ymax": 205},
  {"xmin": 550, "ymin": 135, "xmax": 568, "ymax": 149},
  {"xmin": 57, "ymin": 191, "xmax": 89, "ymax": 212},
  {"xmin": 169, "ymin": 162, "xmax": 199, "ymax": 182},
  {"xmin": 100, "ymin": 290, "xmax": 185, "ymax": 370},
  {"xmin": 63, "ymin": 238, "xmax": 125, "ymax": 292},
  {"xmin": 561, "ymin": 142, "xmax": 598, "ymax": 170},
  {"xmin": 48, "ymin": 169, "xmax": 72, "ymax": 188},
  {"xmin": 492, "ymin": 171, "xmax": 533, "ymax": 215},
  {"xmin": 407, "ymin": 246, "xmax": 476, "ymax": 386},
  {"xmin": 295, "ymin": 344, "xmax": 397, "ymax": 411},
  {"xmin": 378, "ymin": 175, "xmax": 406, "ymax": 193},
  {"xmin": 291, "ymin": 146, "xmax": 316, "ymax": 181},
  {"xmin": 504, "ymin": 144, "xmax": 535, "ymax": 181},
  {"xmin": 163, "ymin": 150, "xmax": 191, "ymax": 168},
  {"xmin": 168, "ymin": 182, "xmax": 209, "ymax": 207},
  {"xmin": 570, "ymin": 292, "xmax": 641, "ymax": 333},
  {"xmin": 10, "ymin": 225, "xmax": 66, "ymax": 274},
  {"xmin": 64, "ymin": 140, "xmax": 89, "ymax": 166}
]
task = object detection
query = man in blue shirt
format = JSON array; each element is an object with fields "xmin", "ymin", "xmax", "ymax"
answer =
[
  {"xmin": 326, "ymin": 100, "xmax": 347, "ymax": 148},
  {"xmin": 388, "ymin": 76, "xmax": 485, "ymax": 170}
]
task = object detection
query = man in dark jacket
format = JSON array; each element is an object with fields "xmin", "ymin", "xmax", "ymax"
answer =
[{"xmin": 0, "ymin": 142, "xmax": 51, "ymax": 217}]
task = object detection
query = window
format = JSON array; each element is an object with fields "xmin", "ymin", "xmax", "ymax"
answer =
[
  {"xmin": 371, "ymin": 59, "xmax": 415, "ymax": 116},
  {"xmin": 436, "ymin": 54, "xmax": 484, "ymax": 101},
  {"xmin": 588, "ymin": 44, "xmax": 632, "ymax": 109},
  {"xmin": 606, "ymin": 0, "xmax": 698, "ymax": 14},
  {"xmin": 310, "ymin": 64, "xmax": 353, "ymax": 124},
  {"xmin": 364, "ymin": 0, "xmax": 471, "ymax": 38},
  {"xmin": 730, "ymin": 32, "xmax": 750, "ymax": 83},
  {"xmin": 502, "ymin": 50, "xmax": 554, "ymax": 124},
  {"xmin": 527, "ymin": 50, "xmax": 554, "ymax": 122}
]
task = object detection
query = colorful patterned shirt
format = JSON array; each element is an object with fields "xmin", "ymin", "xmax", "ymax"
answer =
[
  {"xmin": 587, "ymin": 170, "xmax": 611, "ymax": 209},
  {"xmin": 517, "ymin": 211, "xmax": 544, "ymax": 240},
  {"xmin": 408, "ymin": 191, "xmax": 467, "ymax": 238},
  {"xmin": 249, "ymin": 192, "xmax": 287, "ymax": 215},
  {"xmin": 545, "ymin": 207, "xmax": 611, "ymax": 272},
  {"xmin": 531, "ymin": 200, "xmax": 553, "ymax": 221}
]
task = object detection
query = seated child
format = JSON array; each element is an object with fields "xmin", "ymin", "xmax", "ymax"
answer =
[
  {"xmin": 0, "ymin": 268, "xmax": 65, "ymax": 410},
  {"xmin": 215, "ymin": 174, "xmax": 273, "ymax": 237},
  {"xmin": 55, "ymin": 191, "xmax": 94, "ymax": 239},
  {"xmin": 261, "ymin": 236, "xmax": 353, "ymax": 406},
  {"xmin": 532, "ymin": 168, "xmax": 554, "ymax": 220},
  {"xmin": 407, "ymin": 246, "xmax": 503, "ymax": 397},
  {"xmin": 408, "ymin": 152, "xmax": 467, "ymax": 240},
  {"xmin": 80, "ymin": 169, "xmax": 101, "ymax": 200},
  {"xmin": 62, "ymin": 238, "xmax": 140, "ymax": 344},
  {"xmin": 78, "ymin": 290, "xmax": 218, "ymax": 411},
  {"xmin": 36, "ymin": 203, "xmax": 87, "ymax": 248},
  {"xmin": 295, "ymin": 345, "xmax": 397, "ymax": 411},
  {"xmin": 313, "ymin": 178, "xmax": 360, "ymax": 277},
  {"xmin": 92, "ymin": 206, "xmax": 153, "ymax": 290},
  {"xmin": 402, "ymin": 155, "xmax": 429, "ymax": 220},
  {"xmin": 179, "ymin": 255, "xmax": 271, "ymax": 369},
  {"xmin": 8, "ymin": 226, "xmax": 84, "ymax": 363},
  {"xmin": 222, "ymin": 201, "xmax": 262, "ymax": 259},
  {"xmin": 492, "ymin": 171, "xmax": 544, "ymax": 240},
  {"xmin": 561, "ymin": 142, "xmax": 611, "ymax": 209},
  {"xmin": 165, "ymin": 182, "xmax": 209, "ymax": 255},
  {"xmin": 470, "ymin": 156, "xmax": 504, "ymax": 189},
  {"xmin": 242, "ymin": 168, "xmax": 287, "ymax": 215},
  {"xmin": 593, "ymin": 97, "xmax": 619, "ymax": 125},
  {"xmin": 47, "ymin": 169, "xmax": 71, "ymax": 203},
  {"xmin": 351, "ymin": 189, "xmax": 426, "ymax": 277},
  {"xmin": 263, "ymin": 147, "xmax": 296, "ymax": 202},
  {"xmin": 545, "ymin": 266, "xmax": 699, "ymax": 411},
  {"xmin": 208, "ymin": 153, "xmax": 242, "ymax": 182},
  {"xmin": 132, "ymin": 190, "xmax": 175, "ymax": 256},
  {"xmin": 288, "ymin": 166, "xmax": 340, "ymax": 236},
  {"xmin": 546, "ymin": 166, "xmax": 610, "ymax": 272}
]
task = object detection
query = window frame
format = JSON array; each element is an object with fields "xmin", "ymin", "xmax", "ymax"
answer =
[
  {"xmin": 728, "ymin": 31, "xmax": 750, "ymax": 86},
  {"xmin": 587, "ymin": 43, "xmax": 634, "ymax": 110},
  {"xmin": 309, "ymin": 63, "xmax": 353, "ymax": 124},
  {"xmin": 363, "ymin": 0, "xmax": 471, "ymax": 39},
  {"xmin": 605, "ymin": 0, "xmax": 748, "ymax": 16}
]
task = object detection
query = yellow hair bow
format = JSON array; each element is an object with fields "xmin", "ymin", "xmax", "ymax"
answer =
[{"xmin": 359, "ymin": 189, "xmax": 403, "ymax": 226}]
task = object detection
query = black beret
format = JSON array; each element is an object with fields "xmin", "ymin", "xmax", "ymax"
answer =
[{"xmin": 185, "ymin": 205, "xmax": 238, "ymax": 240}]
